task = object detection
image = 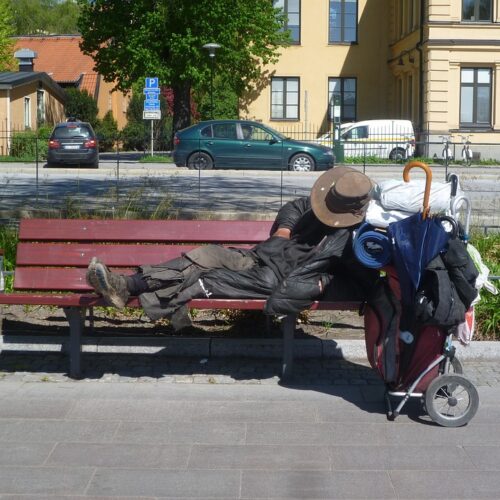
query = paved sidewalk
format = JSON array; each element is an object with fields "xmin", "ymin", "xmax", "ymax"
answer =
[{"xmin": 0, "ymin": 353, "xmax": 500, "ymax": 499}]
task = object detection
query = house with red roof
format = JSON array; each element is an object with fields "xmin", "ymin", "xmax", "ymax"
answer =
[
  {"xmin": 13, "ymin": 35, "xmax": 130, "ymax": 129},
  {"xmin": 0, "ymin": 63, "xmax": 66, "ymax": 156}
]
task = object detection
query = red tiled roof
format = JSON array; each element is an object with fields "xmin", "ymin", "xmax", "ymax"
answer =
[
  {"xmin": 79, "ymin": 73, "xmax": 99, "ymax": 97},
  {"xmin": 13, "ymin": 35, "xmax": 97, "ymax": 86}
]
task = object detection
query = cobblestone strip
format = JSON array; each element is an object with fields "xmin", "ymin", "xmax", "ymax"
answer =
[{"xmin": 0, "ymin": 352, "xmax": 498, "ymax": 387}]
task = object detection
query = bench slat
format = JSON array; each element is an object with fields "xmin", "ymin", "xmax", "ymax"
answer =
[
  {"xmin": 13, "ymin": 267, "xmax": 133, "ymax": 291},
  {"xmin": 11, "ymin": 267, "xmax": 362, "ymax": 309},
  {"xmin": 0, "ymin": 292, "xmax": 360, "ymax": 311},
  {"xmin": 19, "ymin": 219, "xmax": 273, "ymax": 243},
  {"xmin": 16, "ymin": 243, "xmax": 201, "ymax": 267}
]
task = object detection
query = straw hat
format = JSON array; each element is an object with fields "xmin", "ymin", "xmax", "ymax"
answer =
[{"xmin": 310, "ymin": 166, "xmax": 374, "ymax": 228}]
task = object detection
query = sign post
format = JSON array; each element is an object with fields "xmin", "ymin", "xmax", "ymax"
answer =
[
  {"xmin": 143, "ymin": 77, "xmax": 161, "ymax": 156},
  {"xmin": 332, "ymin": 94, "xmax": 344, "ymax": 163}
]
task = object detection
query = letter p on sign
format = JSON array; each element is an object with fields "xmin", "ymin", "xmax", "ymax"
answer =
[{"xmin": 145, "ymin": 77, "xmax": 159, "ymax": 89}]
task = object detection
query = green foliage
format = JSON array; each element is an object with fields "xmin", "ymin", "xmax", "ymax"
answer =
[
  {"xmin": 139, "ymin": 155, "xmax": 172, "ymax": 163},
  {"xmin": 64, "ymin": 88, "xmax": 99, "ymax": 127},
  {"xmin": 0, "ymin": 224, "xmax": 18, "ymax": 292},
  {"xmin": 343, "ymin": 155, "xmax": 384, "ymax": 164},
  {"xmin": 10, "ymin": 0, "xmax": 80, "ymax": 35},
  {"xmin": 340, "ymin": 154, "xmax": 500, "ymax": 166},
  {"xmin": 77, "ymin": 0, "xmax": 289, "ymax": 131},
  {"xmin": 121, "ymin": 121, "xmax": 149, "ymax": 152},
  {"xmin": 35, "ymin": 181, "xmax": 177, "ymax": 221},
  {"xmin": 95, "ymin": 111, "xmax": 118, "ymax": 152},
  {"xmin": 195, "ymin": 76, "xmax": 239, "ymax": 121},
  {"xmin": 121, "ymin": 89, "xmax": 172, "ymax": 151},
  {"xmin": 9, "ymin": 129, "xmax": 49, "ymax": 160},
  {"xmin": 37, "ymin": 123, "xmax": 52, "ymax": 140},
  {"xmin": 0, "ymin": 0, "xmax": 15, "ymax": 70},
  {"xmin": 471, "ymin": 232, "xmax": 500, "ymax": 339}
]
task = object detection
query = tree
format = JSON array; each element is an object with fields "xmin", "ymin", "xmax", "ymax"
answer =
[
  {"xmin": 77, "ymin": 0, "xmax": 289, "ymax": 133},
  {"xmin": 64, "ymin": 88, "xmax": 98, "ymax": 126},
  {"xmin": 95, "ymin": 110, "xmax": 118, "ymax": 152},
  {"xmin": 0, "ymin": 0, "xmax": 15, "ymax": 71},
  {"xmin": 195, "ymin": 76, "xmax": 239, "ymax": 121},
  {"xmin": 10, "ymin": 0, "xmax": 80, "ymax": 35},
  {"xmin": 121, "ymin": 84, "xmax": 172, "ymax": 152}
]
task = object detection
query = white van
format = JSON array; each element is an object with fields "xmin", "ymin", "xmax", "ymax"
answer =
[{"xmin": 339, "ymin": 119, "xmax": 415, "ymax": 160}]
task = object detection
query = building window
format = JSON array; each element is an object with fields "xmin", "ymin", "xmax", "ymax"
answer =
[
  {"xmin": 274, "ymin": 0, "xmax": 300, "ymax": 44},
  {"xmin": 328, "ymin": 78, "xmax": 356, "ymax": 122},
  {"xmin": 24, "ymin": 97, "xmax": 31, "ymax": 129},
  {"xmin": 329, "ymin": 0, "xmax": 357, "ymax": 43},
  {"xmin": 271, "ymin": 77, "xmax": 299, "ymax": 120},
  {"xmin": 37, "ymin": 89, "xmax": 45, "ymax": 126},
  {"xmin": 462, "ymin": 0, "xmax": 492, "ymax": 21},
  {"xmin": 460, "ymin": 68, "xmax": 492, "ymax": 127}
]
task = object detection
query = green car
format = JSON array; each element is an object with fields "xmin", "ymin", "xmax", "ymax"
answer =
[{"xmin": 173, "ymin": 119, "xmax": 335, "ymax": 172}]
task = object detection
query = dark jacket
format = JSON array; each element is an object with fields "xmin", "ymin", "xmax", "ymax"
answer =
[{"xmin": 261, "ymin": 197, "xmax": 378, "ymax": 315}]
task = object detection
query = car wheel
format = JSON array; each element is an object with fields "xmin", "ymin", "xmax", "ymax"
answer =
[
  {"xmin": 289, "ymin": 153, "xmax": 315, "ymax": 172},
  {"xmin": 389, "ymin": 147, "xmax": 406, "ymax": 161},
  {"xmin": 187, "ymin": 152, "xmax": 213, "ymax": 170}
]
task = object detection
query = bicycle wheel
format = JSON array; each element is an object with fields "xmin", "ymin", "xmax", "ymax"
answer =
[
  {"xmin": 425, "ymin": 374, "xmax": 479, "ymax": 427},
  {"xmin": 442, "ymin": 147, "xmax": 451, "ymax": 164},
  {"xmin": 462, "ymin": 148, "xmax": 472, "ymax": 166},
  {"xmin": 466, "ymin": 149, "xmax": 473, "ymax": 166}
]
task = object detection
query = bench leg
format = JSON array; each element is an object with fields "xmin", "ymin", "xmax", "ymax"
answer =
[
  {"xmin": 63, "ymin": 306, "xmax": 86, "ymax": 379},
  {"xmin": 88, "ymin": 306, "xmax": 94, "ymax": 332},
  {"xmin": 281, "ymin": 314, "xmax": 296, "ymax": 380}
]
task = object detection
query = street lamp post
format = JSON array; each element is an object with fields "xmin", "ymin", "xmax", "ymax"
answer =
[{"xmin": 203, "ymin": 43, "xmax": 221, "ymax": 119}]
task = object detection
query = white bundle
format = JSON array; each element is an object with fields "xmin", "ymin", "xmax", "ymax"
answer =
[
  {"xmin": 374, "ymin": 179, "xmax": 463, "ymax": 214},
  {"xmin": 364, "ymin": 200, "xmax": 413, "ymax": 228}
]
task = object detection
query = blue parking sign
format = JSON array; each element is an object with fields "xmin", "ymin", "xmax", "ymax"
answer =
[{"xmin": 145, "ymin": 77, "xmax": 159, "ymax": 89}]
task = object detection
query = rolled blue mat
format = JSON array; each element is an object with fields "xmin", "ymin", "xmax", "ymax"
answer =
[{"xmin": 353, "ymin": 224, "xmax": 392, "ymax": 269}]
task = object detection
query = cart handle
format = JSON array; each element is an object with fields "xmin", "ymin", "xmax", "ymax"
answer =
[
  {"xmin": 403, "ymin": 161, "xmax": 433, "ymax": 219},
  {"xmin": 447, "ymin": 173, "xmax": 460, "ymax": 198}
]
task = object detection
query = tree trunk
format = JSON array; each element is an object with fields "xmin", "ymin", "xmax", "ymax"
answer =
[{"xmin": 172, "ymin": 81, "xmax": 192, "ymax": 134}]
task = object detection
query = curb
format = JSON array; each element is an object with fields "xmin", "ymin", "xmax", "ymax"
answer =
[{"xmin": 1, "ymin": 335, "xmax": 499, "ymax": 361}]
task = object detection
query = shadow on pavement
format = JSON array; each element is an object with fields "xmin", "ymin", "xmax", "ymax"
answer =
[{"xmin": 0, "ymin": 308, "xmax": 430, "ymax": 423}]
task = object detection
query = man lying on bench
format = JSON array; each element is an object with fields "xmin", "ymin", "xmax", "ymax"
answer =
[{"xmin": 86, "ymin": 167, "xmax": 379, "ymax": 329}]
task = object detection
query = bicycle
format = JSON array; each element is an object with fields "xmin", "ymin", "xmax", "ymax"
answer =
[
  {"xmin": 439, "ymin": 135, "xmax": 454, "ymax": 164},
  {"xmin": 459, "ymin": 134, "xmax": 473, "ymax": 166}
]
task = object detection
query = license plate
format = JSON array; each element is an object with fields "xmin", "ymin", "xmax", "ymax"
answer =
[{"xmin": 64, "ymin": 145, "xmax": 80, "ymax": 149}]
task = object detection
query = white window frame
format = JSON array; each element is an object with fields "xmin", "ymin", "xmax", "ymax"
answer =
[
  {"xmin": 460, "ymin": 67, "xmax": 492, "ymax": 128},
  {"xmin": 37, "ymin": 89, "xmax": 45, "ymax": 125},
  {"xmin": 271, "ymin": 77, "xmax": 300, "ymax": 120},
  {"xmin": 328, "ymin": 77, "xmax": 357, "ymax": 122},
  {"xmin": 24, "ymin": 97, "xmax": 31, "ymax": 129},
  {"xmin": 329, "ymin": 0, "xmax": 358, "ymax": 44}
]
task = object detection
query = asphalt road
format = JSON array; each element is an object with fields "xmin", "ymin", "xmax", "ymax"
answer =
[{"xmin": 0, "ymin": 160, "xmax": 499, "ymax": 228}]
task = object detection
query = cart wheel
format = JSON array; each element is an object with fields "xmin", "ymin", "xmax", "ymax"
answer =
[{"xmin": 425, "ymin": 374, "xmax": 479, "ymax": 427}]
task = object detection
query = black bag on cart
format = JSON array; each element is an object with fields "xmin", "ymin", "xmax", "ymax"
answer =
[
  {"xmin": 364, "ymin": 274, "xmax": 401, "ymax": 385},
  {"xmin": 364, "ymin": 267, "xmax": 449, "ymax": 392}
]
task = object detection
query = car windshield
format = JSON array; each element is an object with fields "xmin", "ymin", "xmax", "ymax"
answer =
[{"xmin": 53, "ymin": 125, "xmax": 92, "ymax": 139}]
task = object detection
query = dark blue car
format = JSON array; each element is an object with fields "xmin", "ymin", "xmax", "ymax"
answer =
[
  {"xmin": 47, "ymin": 121, "xmax": 99, "ymax": 168},
  {"xmin": 173, "ymin": 119, "xmax": 335, "ymax": 172}
]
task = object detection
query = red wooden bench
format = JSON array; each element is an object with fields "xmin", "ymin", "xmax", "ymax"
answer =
[{"xmin": 0, "ymin": 219, "xmax": 361, "ymax": 379}]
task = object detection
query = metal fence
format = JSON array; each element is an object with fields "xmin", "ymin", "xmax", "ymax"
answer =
[
  {"xmin": 2, "ymin": 123, "xmax": 500, "ymax": 163},
  {"xmin": 0, "ymin": 127, "xmax": 499, "ymax": 233}
]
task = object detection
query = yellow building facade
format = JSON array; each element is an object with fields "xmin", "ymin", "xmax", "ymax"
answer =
[{"xmin": 244, "ymin": 0, "xmax": 500, "ymax": 159}]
